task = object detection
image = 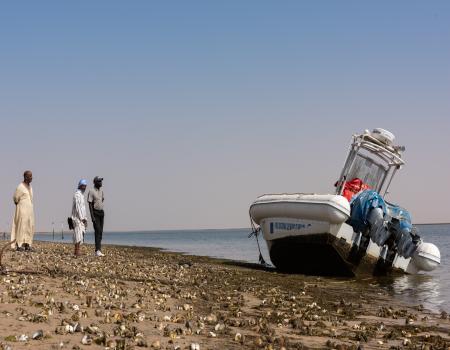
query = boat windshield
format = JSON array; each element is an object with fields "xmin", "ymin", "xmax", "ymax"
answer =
[
  {"xmin": 346, "ymin": 153, "xmax": 387, "ymax": 190},
  {"xmin": 336, "ymin": 132, "xmax": 405, "ymax": 197}
]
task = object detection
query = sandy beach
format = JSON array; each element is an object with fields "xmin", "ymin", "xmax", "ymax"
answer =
[{"xmin": 0, "ymin": 242, "xmax": 449, "ymax": 350}]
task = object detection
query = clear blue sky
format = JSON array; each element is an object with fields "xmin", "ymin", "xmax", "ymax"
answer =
[{"xmin": 1, "ymin": 1, "xmax": 449, "ymax": 231}]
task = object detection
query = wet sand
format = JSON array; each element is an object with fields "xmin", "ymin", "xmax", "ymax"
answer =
[{"xmin": 0, "ymin": 242, "xmax": 449, "ymax": 350}]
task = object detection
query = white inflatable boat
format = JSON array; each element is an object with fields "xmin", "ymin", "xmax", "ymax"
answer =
[{"xmin": 249, "ymin": 129, "xmax": 440, "ymax": 276}]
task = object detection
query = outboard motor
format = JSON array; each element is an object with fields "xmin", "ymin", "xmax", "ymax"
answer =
[
  {"xmin": 349, "ymin": 191, "xmax": 433, "ymax": 262},
  {"xmin": 386, "ymin": 218, "xmax": 419, "ymax": 258},
  {"xmin": 385, "ymin": 203, "xmax": 420, "ymax": 258},
  {"xmin": 367, "ymin": 207, "xmax": 390, "ymax": 246},
  {"xmin": 366, "ymin": 205, "xmax": 419, "ymax": 258}
]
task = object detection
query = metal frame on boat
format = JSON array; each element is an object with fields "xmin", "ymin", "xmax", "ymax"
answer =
[{"xmin": 335, "ymin": 130, "xmax": 405, "ymax": 197}]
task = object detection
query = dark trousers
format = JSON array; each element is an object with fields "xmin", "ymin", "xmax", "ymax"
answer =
[{"xmin": 93, "ymin": 209, "xmax": 104, "ymax": 251}]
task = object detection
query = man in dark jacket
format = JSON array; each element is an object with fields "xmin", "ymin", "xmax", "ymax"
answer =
[{"xmin": 88, "ymin": 176, "xmax": 105, "ymax": 257}]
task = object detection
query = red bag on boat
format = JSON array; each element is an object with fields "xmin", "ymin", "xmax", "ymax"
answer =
[{"xmin": 342, "ymin": 178, "xmax": 370, "ymax": 201}]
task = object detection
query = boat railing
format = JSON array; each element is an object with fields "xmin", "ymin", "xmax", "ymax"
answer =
[{"xmin": 336, "ymin": 133, "xmax": 405, "ymax": 196}]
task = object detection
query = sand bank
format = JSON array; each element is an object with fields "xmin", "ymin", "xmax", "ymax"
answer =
[{"xmin": 0, "ymin": 242, "xmax": 449, "ymax": 350}]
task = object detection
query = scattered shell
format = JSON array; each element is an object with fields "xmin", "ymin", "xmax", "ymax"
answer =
[
  {"xmin": 190, "ymin": 343, "xmax": 200, "ymax": 350},
  {"xmin": 65, "ymin": 324, "xmax": 75, "ymax": 333},
  {"xmin": 151, "ymin": 340, "xmax": 161, "ymax": 349},
  {"xmin": 106, "ymin": 339, "xmax": 117, "ymax": 348},
  {"xmin": 214, "ymin": 323, "xmax": 225, "ymax": 331},
  {"xmin": 94, "ymin": 334, "xmax": 106, "ymax": 346},
  {"xmin": 32, "ymin": 329, "xmax": 44, "ymax": 340},
  {"xmin": 81, "ymin": 335, "xmax": 92, "ymax": 345},
  {"xmin": 254, "ymin": 337, "xmax": 263, "ymax": 346},
  {"xmin": 135, "ymin": 337, "xmax": 147, "ymax": 347},
  {"xmin": 205, "ymin": 313, "xmax": 217, "ymax": 324},
  {"xmin": 18, "ymin": 334, "xmax": 28, "ymax": 342}
]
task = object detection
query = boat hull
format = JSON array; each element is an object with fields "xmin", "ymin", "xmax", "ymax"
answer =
[
  {"xmin": 267, "ymin": 233, "xmax": 354, "ymax": 276},
  {"xmin": 266, "ymin": 232, "xmax": 399, "ymax": 277}
]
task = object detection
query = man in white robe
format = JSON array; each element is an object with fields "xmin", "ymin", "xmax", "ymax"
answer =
[
  {"xmin": 11, "ymin": 170, "xmax": 35, "ymax": 251},
  {"xmin": 71, "ymin": 179, "xmax": 88, "ymax": 257}
]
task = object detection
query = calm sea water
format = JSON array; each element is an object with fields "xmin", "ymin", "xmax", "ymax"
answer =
[{"xmin": 35, "ymin": 224, "xmax": 449, "ymax": 313}]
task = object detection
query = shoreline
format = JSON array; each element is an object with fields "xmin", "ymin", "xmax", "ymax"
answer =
[{"xmin": 0, "ymin": 242, "xmax": 449, "ymax": 349}]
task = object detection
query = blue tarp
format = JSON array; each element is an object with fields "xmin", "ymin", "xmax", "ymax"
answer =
[
  {"xmin": 386, "ymin": 202, "xmax": 413, "ymax": 232},
  {"xmin": 348, "ymin": 190, "xmax": 413, "ymax": 234},
  {"xmin": 348, "ymin": 190, "xmax": 386, "ymax": 233}
]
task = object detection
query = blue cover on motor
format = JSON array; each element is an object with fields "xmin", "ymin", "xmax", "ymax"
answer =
[
  {"xmin": 348, "ymin": 190, "xmax": 386, "ymax": 233},
  {"xmin": 385, "ymin": 203, "xmax": 413, "ymax": 232},
  {"xmin": 385, "ymin": 203, "xmax": 418, "ymax": 258}
]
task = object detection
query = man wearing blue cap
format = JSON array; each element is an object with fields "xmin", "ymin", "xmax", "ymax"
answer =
[{"xmin": 71, "ymin": 179, "xmax": 88, "ymax": 257}]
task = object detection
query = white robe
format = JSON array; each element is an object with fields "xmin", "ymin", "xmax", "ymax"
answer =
[
  {"xmin": 11, "ymin": 183, "xmax": 35, "ymax": 247},
  {"xmin": 71, "ymin": 190, "xmax": 87, "ymax": 244}
]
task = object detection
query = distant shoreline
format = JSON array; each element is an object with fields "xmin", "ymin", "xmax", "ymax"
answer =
[
  {"xmin": 31, "ymin": 227, "xmax": 251, "ymax": 234},
  {"xmin": 23, "ymin": 222, "xmax": 450, "ymax": 234}
]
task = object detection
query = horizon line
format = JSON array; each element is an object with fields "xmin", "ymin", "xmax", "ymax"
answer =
[{"xmin": 28, "ymin": 222, "xmax": 450, "ymax": 234}]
